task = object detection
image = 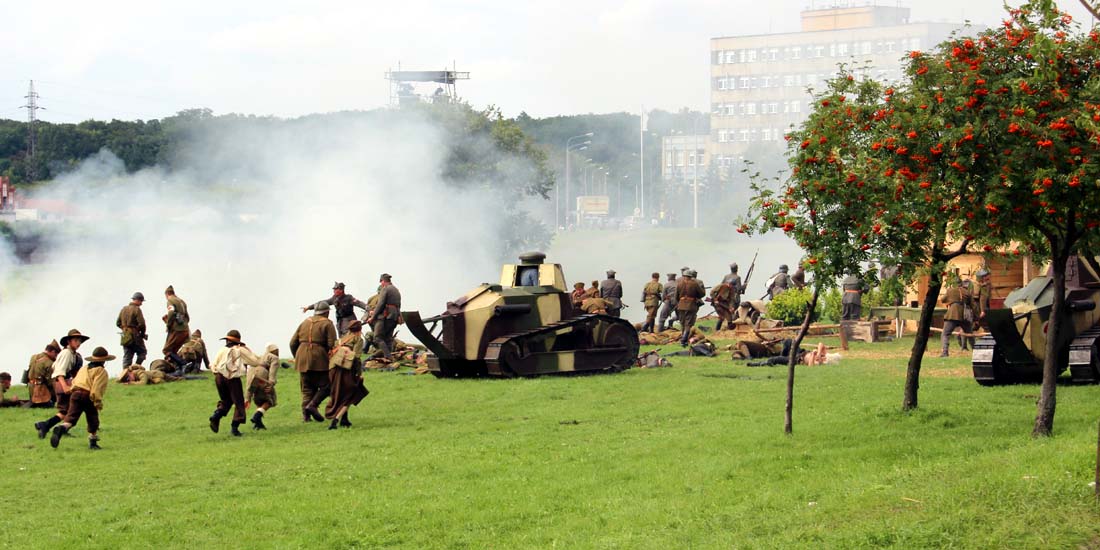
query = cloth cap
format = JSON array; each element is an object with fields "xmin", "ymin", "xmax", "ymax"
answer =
[
  {"xmin": 165, "ymin": 285, "xmax": 175, "ymax": 294},
  {"xmin": 266, "ymin": 343, "xmax": 278, "ymax": 354},
  {"xmin": 333, "ymin": 282, "xmax": 346, "ymax": 290},
  {"xmin": 380, "ymin": 273, "xmax": 392, "ymax": 282},
  {"xmin": 46, "ymin": 339, "xmax": 62, "ymax": 352},
  {"xmin": 348, "ymin": 320, "xmax": 364, "ymax": 333},
  {"xmin": 667, "ymin": 273, "xmax": 677, "ymax": 280}
]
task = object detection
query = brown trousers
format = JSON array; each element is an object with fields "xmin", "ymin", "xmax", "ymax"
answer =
[
  {"xmin": 63, "ymin": 389, "xmax": 99, "ymax": 433},
  {"xmin": 678, "ymin": 307, "xmax": 699, "ymax": 344},
  {"xmin": 163, "ymin": 330, "xmax": 190, "ymax": 356},
  {"xmin": 299, "ymin": 370, "xmax": 330, "ymax": 408},
  {"xmin": 53, "ymin": 379, "xmax": 71, "ymax": 416},
  {"xmin": 644, "ymin": 304, "xmax": 658, "ymax": 327},
  {"xmin": 214, "ymin": 374, "xmax": 246, "ymax": 423}
]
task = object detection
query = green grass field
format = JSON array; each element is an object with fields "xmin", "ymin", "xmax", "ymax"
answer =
[{"xmin": 2, "ymin": 330, "xmax": 1098, "ymax": 549}]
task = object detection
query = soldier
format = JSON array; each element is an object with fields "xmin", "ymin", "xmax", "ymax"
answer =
[
  {"xmin": 116, "ymin": 291, "xmax": 147, "ymax": 368},
  {"xmin": 302, "ymin": 282, "xmax": 371, "ymax": 337},
  {"xmin": 940, "ymin": 274, "xmax": 972, "ymax": 357},
  {"xmin": 657, "ymin": 273, "xmax": 678, "ymax": 332},
  {"xmin": 0, "ymin": 372, "xmax": 22, "ymax": 407},
  {"xmin": 790, "ymin": 265, "xmax": 807, "ymax": 291},
  {"xmin": 34, "ymin": 329, "xmax": 89, "ymax": 440},
  {"xmin": 50, "ymin": 346, "xmax": 112, "ymax": 450},
  {"xmin": 976, "ymin": 268, "xmax": 993, "ymax": 329},
  {"xmin": 177, "ymin": 330, "xmax": 210, "ymax": 373},
  {"xmin": 722, "ymin": 263, "xmax": 745, "ymax": 303},
  {"xmin": 676, "ymin": 269, "xmax": 705, "ymax": 346},
  {"xmin": 27, "ymin": 340, "xmax": 61, "ymax": 408},
  {"xmin": 290, "ymin": 301, "xmax": 338, "ymax": 422},
  {"xmin": 208, "ymin": 330, "xmax": 264, "ymax": 437},
  {"xmin": 326, "ymin": 320, "xmax": 369, "ymax": 430},
  {"xmin": 585, "ymin": 281, "xmax": 600, "ymax": 300},
  {"xmin": 840, "ymin": 273, "xmax": 866, "ymax": 321},
  {"xmin": 366, "ymin": 273, "xmax": 402, "ymax": 361},
  {"xmin": 640, "ymin": 273, "xmax": 662, "ymax": 333},
  {"xmin": 162, "ymin": 285, "xmax": 191, "ymax": 369},
  {"xmin": 709, "ymin": 266, "xmax": 740, "ymax": 332},
  {"xmin": 247, "ymin": 343, "xmax": 281, "ymax": 430},
  {"xmin": 732, "ymin": 301, "xmax": 763, "ymax": 328},
  {"xmin": 958, "ymin": 274, "xmax": 978, "ymax": 350},
  {"xmin": 764, "ymin": 265, "xmax": 791, "ymax": 300},
  {"xmin": 600, "ymin": 270, "xmax": 624, "ymax": 318},
  {"xmin": 570, "ymin": 282, "xmax": 587, "ymax": 315},
  {"xmin": 581, "ymin": 295, "xmax": 611, "ymax": 314}
]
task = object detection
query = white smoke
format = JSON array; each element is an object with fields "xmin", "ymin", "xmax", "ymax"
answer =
[{"xmin": 0, "ymin": 110, "xmax": 526, "ymax": 374}]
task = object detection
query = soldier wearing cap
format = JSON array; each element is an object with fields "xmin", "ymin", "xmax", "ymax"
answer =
[
  {"xmin": 291, "ymin": 301, "xmax": 338, "ymax": 421},
  {"xmin": 177, "ymin": 329, "xmax": 211, "ymax": 373},
  {"xmin": 841, "ymin": 272, "xmax": 866, "ymax": 321},
  {"xmin": 657, "ymin": 273, "xmax": 679, "ymax": 332},
  {"xmin": 581, "ymin": 295, "xmax": 611, "ymax": 315},
  {"xmin": 790, "ymin": 265, "xmax": 807, "ymax": 291},
  {"xmin": 599, "ymin": 270, "xmax": 624, "ymax": 318},
  {"xmin": 302, "ymin": 282, "xmax": 371, "ymax": 337},
  {"xmin": 326, "ymin": 320, "xmax": 369, "ymax": 429},
  {"xmin": 246, "ymin": 343, "xmax": 281, "ymax": 430},
  {"xmin": 570, "ymin": 282, "xmax": 587, "ymax": 315},
  {"xmin": 50, "ymin": 346, "xmax": 113, "ymax": 450},
  {"xmin": 208, "ymin": 330, "xmax": 264, "ymax": 437},
  {"xmin": 116, "ymin": 291, "xmax": 148, "ymax": 368},
  {"xmin": 366, "ymin": 273, "xmax": 402, "ymax": 361},
  {"xmin": 26, "ymin": 339, "xmax": 61, "ymax": 408},
  {"xmin": 976, "ymin": 268, "xmax": 993, "ymax": 328},
  {"xmin": 35, "ymin": 329, "xmax": 89, "ymax": 440},
  {"xmin": 765, "ymin": 265, "xmax": 791, "ymax": 300},
  {"xmin": 640, "ymin": 273, "xmax": 663, "ymax": 332},
  {"xmin": 676, "ymin": 270, "xmax": 705, "ymax": 346},
  {"xmin": 162, "ymin": 285, "xmax": 191, "ymax": 369}
]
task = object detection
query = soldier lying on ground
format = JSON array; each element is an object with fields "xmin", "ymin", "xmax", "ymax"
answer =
[
  {"xmin": 744, "ymin": 341, "xmax": 838, "ymax": 366},
  {"xmin": 116, "ymin": 363, "xmax": 181, "ymax": 385},
  {"xmin": 0, "ymin": 372, "xmax": 24, "ymax": 407}
]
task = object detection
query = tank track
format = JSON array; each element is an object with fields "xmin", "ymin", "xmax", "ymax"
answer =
[
  {"xmin": 484, "ymin": 314, "xmax": 638, "ymax": 377},
  {"xmin": 1067, "ymin": 324, "xmax": 1100, "ymax": 383},
  {"xmin": 971, "ymin": 335, "xmax": 1002, "ymax": 386}
]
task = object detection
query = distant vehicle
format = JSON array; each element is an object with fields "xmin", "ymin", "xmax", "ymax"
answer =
[
  {"xmin": 403, "ymin": 252, "xmax": 638, "ymax": 378},
  {"xmin": 972, "ymin": 256, "xmax": 1100, "ymax": 385}
]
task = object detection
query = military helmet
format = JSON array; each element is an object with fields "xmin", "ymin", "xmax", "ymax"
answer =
[
  {"xmin": 686, "ymin": 269, "xmax": 698, "ymax": 277},
  {"xmin": 132, "ymin": 291, "xmax": 145, "ymax": 301},
  {"xmin": 667, "ymin": 273, "xmax": 677, "ymax": 280},
  {"xmin": 779, "ymin": 264, "xmax": 789, "ymax": 272},
  {"xmin": 314, "ymin": 301, "xmax": 331, "ymax": 314},
  {"xmin": 976, "ymin": 268, "xmax": 991, "ymax": 278},
  {"xmin": 606, "ymin": 269, "xmax": 616, "ymax": 277},
  {"xmin": 380, "ymin": 273, "xmax": 392, "ymax": 282},
  {"xmin": 730, "ymin": 263, "xmax": 738, "ymax": 272}
]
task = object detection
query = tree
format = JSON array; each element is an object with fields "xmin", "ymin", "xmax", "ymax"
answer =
[{"xmin": 962, "ymin": 0, "xmax": 1100, "ymax": 436}]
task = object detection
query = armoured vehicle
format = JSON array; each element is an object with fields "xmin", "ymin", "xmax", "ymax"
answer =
[
  {"xmin": 403, "ymin": 252, "xmax": 639, "ymax": 378},
  {"xmin": 972, "ymin": 256, "xmax": 1100, "ymax": 385}
]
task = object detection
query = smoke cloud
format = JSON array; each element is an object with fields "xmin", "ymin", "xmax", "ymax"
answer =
[{"xmin": 0, "ymin": 110, "xmax": 532, "ymax": 374}]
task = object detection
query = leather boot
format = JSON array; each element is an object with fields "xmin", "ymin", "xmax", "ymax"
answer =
[
  {"xmin": 50, "ymin": 425, "xmax": 68, "ymax": 448},
  {"xmin": 230, "ymin": 422, "xmax": 243, "ymax": 437},
  {"xmin": 302, "ymin": 408, "xmax": 312, "ymax": 422},
  {"xmin": 88, "ymin": 437, "xmax": 101, "ymax": 450},
  {"xmin": 209, "ymin": 410, "xmax": 224, "ymax": 433},
  {"xmin": 36, "ymin": 415, "xmax": 60, "ymax": 439},
  {"xmin": 715, "ymin": 320, "xmax": 724, "ymax": 332},
  {"xmin": 251, "ymin": 411, "xmax": 266, "ymax": 430},
  {"xmin": 340, "ymin": 413, "xmax": 352, "ymax": 428},
  {"xmin": 328, "ymin": 419, "xmax": 339, "ymax": 430},
  {"xmin": 306, "ymin": 389, "xmax": 329, "ymax": 422}
]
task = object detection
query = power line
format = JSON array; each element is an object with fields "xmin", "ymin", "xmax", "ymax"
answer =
[{"xmin": 22, "ymin": 81, "xmax": 42, "ymax": 176}]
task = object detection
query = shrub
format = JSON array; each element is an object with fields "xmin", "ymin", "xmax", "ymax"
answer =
[
  {"xmin": 767, "ymin": 288, "xmax": 819, "ymax": 326},
  {"xmin": 820, "ymin": 287, "xmax": 842, "ymax": 323}
]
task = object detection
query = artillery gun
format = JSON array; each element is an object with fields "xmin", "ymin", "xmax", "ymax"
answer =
[
  {"xmin": 972, "ymin": 256, "xmax": 1100, "ymax": 385},
  {"xmin": 403, "ymin": 252, "xmax": 639, "ymax": 378}
]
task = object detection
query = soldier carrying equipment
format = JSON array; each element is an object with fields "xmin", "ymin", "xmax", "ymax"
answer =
[
  {"xmin": 763, "ymin": 264, "xmax": 791, "ymax": 300},
  {"xmin": 303, "ymin": 282, "xmax": 371, "ymax": 337},
  {"xmin": 676, "ymin": 269, "xmax": 705, "ymax": 346},
  {"xmin": 600, "ymin": 270, "xmax": 624, "ymax": 318}
]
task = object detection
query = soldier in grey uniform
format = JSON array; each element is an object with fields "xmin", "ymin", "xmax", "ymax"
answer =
[
  {"xmin": 302, "ymin": 282, "xmax": 371, "ymax": 337},
  {"xmin": 840, "ymin": 273, "xmax": 866, "ymax": 321},
  {"xmin": 764, "ymin": 264, "xmax": 792, "ymax": 300},
  {"xmin": 366, "ymin": 273, "xmax": 402, "ymax": 360},
  {"xmin": 721, "ymin": 263, "xmax": 745, "ymax": 305},
  {"xmin": 657, "ymin": 273, "xmax": 678, "ymax": 331},
  {"xmin": 599, "ymin": 270, "xmax": 624, "ymax": 318}
]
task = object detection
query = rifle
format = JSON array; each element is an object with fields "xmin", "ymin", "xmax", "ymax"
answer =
[{"xmin": 742, "ymin": 250, "xmax": 758, "ymax": 296}]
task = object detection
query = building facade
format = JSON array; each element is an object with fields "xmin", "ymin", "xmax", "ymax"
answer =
[{"xmin": 708, "ymin": 5, "xmax": 973, "ymax": 171}]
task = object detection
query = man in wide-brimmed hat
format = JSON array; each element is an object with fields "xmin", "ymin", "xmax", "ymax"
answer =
[
  {"xmin": 35, "ymin": 329, "xmax": 89, "ymax": 440},
  {"xmin": 117, "ymin": 291, "xmax": 148, "ymax": 368},
  {"xmin": 26, "ymin": 339, "xmax": 61, "ymax": 408},
  {"xmin": 301, "ymin": 282, "xmax": 371, "ymax": 337},
  {"xmin": 208, "ymin": 330, "xmax": 264, "ymax": 437},
  {"xmin": 50, "ymin": 346, "xmax": 113, "ymax": 450},
  {"xmin": 290, "ymin": 302, "xmax": 337, "ymax": 422},
  {"xmin": 326, "ymin": 320, "xmax": 368, "ymax": 430}
]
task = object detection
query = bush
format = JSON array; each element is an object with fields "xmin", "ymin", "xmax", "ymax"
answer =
[
  {"xmin": 820, "ymin": 287, "xmax": 842, "ymax": 323},
  {"xmin": 767, "ymin": 288, "xmax": 819, "ymax": 326}
]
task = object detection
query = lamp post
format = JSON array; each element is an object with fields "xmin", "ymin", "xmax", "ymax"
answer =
[
  {"xmin": 692, "ymin": 117, "xmax": 703, "ymax": 229},
  {"xmin": 563, "ymin": 132, "xmax": 593, "ymax": 229}
]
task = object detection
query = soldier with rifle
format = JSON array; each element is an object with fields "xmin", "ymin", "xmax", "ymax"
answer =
[
  {"xmin": 676, "ymin": 269, "xmax": 705, "ymax": 347},
  {"xmin": 599, "ymin": 270, "xmax": 624, "ymax": 318},
  {"xmin": 302, "ymin": 282, "xmax": 371, "ymax": 337},
  {"xmin": 763, "ymin": 264, "xmax": 792, "ymax": 300},
  {"xmin": 116, "ymin": 292, "xmax": 147, "ymax": 368},
  {"xmin": 640, "ymin": 273, "xmax": 663, "ymax": 333}
]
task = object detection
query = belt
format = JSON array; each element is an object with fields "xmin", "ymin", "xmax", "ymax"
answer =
[{"xmin": 844, "ymin": 290, "xmax": 860, "ymax": 293}]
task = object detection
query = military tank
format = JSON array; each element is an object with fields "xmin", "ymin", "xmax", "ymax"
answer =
[
  {"xmin": 972, "ymin": 256, "xmax": 1100, "ymax": 385},
  {"xmin": 403, "ymin": 252, "xmax": 639, "ymax": 378}
]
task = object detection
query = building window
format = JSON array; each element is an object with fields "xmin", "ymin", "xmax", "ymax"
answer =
[
  {"xmin": 783, "ymin": 75, "xmax": 793, "ymax": 87},
  {"xmin": 747, "ymin": 49, "xmax": 757, "ymax": 62},
  {"xmin": 813, "ymin": 45, "xmax": 824, "ymax": 58},
  {"xmin": 666, "ymin": 151, "xmax": 673, "ymax": 166},
  {"xmin": 726, "ymin": 50, "xmax": 737, "ymax": 63},
  {"xmin": 791, "ymin": 47, "xmax": 802, "ymax": 60},
  {"xmin": 746, "ymin": 103, "xmax": 757, "ymax": 115},
  {"xmin": 769, "ymin": 48, "xmax": 779, "ymax": 61},
  {"xmin": 726, "ymin": 104, "xmax": 736, "ymax": 116},
  {"xmin": 762, "ymin": 128, "xmax": 771, "ymax": 141},
  {"xmin": 861, "ymin": 41, "xmax": 872, "ymax": 55},
  {"xmin": 790, "ymin": 101, "xmax": 801, "ymax": 114},
  {"xmin": 838, "ymin": 43, "xmax": 848, "ymax": 57},
  {"xmin": 676, "ymin": 151, "xmax": 684, "ymax": 166},
  {"xmin": 738, "ymin": 129, "xmax": 750, "ymax": 142},
  {"xmin": 909, "ymin": 37, "xmax": 920, "ymax": 51},
  {"xmin": 884, "ymin": 41, "xmax": 895, "ymax": 53},
  {"xmin": 718, "ymin": 78, "xmax": 727, "ymax": 90},
  {"xmin": 740, "ymin": 77, "xmax": 750, "ymax": 89}
]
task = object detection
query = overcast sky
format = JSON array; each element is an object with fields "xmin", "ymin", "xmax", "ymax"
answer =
[{"xmin": 1, "ymin": 0, "xmax": 1094, "ymax": 123}]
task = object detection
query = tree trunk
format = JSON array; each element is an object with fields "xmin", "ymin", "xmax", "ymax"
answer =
[
  {"xmin": 902, "ymin": 249, "xmax": 944, "ymax": 411},
  {"xmin": 785, "ymin": 286, "xmax": 820, "ymax": 435},
  {"xmin": 1033, "ymin": 249, "xmax": 1069, "ymax": 437},
  {"xmin": 1095, "ymin": 418, "xmax": 1099, "ymax": 499}
]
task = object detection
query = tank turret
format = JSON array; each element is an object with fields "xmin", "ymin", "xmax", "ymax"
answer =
[{"xmin": 403, "ymin": 252, "xmax": 638, "ymax": 378}]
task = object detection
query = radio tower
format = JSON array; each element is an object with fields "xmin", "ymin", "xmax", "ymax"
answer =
[{"xmin": 22, "ymin": 80, "xmax": 43, "ymax": 181}]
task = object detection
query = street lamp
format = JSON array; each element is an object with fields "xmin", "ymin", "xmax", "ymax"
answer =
[
  {"xmin": 692, "ymin": 117, "xmax": 703, "ymax": 229},
  {"xmin": 563, "ymin": 132, "xmax": 594, "ymax": 230}
]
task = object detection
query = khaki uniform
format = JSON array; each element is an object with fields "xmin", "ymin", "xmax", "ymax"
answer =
[
  {"xmin": 977, "ymin": 280, "xmax": 993, "ymax": 328},
  {"xmin": 163, "ymin": 295, "xmax": 190, "ymax": 357},
  {"xmin": 841, "ymin": 275, "xmax": 865, "ymax": 321},
  {"xmin": 676, "ymin": 278, "xmax": 705, "ymax": 346},
  {"xmin": 766, "ymin": 271, "xmax": 791, "ymax": 299},
  {"xmin": 178, "ymin": 336, "xmax": 210, "ymax": 371},
  {"xmin": 581, "ymin": 296, "xmax": 611, "ymax": 314},
  {"xmin": 940, "ymin": 284, "xmax": 972, "ymax": 355},
  {"xmin": 247, "ymin": 346, "xmax": 280, "ymax": 410},
  {"xmin": 27, "ymin": 352, "xmax": 55, "ymax": 406},
  {"xmin": 116, "ymin": 303, "xmax": 147, "ymax": 367},
  {"xmin": 709, "ymin": 282, "xmax": 734, "ymax": 331},
  {"xmin": 641, "ymin": 280, "xmax": 663, "ymax": 333},
  {"xmin": 290, "ymin": 314, "xmax": 338, "ymax": 411},
  {"xmin": 570, "ymin": 288, "xmax": 586, "ymax": 315}
]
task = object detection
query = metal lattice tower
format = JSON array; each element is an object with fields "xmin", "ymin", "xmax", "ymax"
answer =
[{"xmin": 23, "ymin": 80, "xmax": 41, "ymax": 157}]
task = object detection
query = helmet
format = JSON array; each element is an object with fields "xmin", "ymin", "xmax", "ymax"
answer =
[
  {"xmin": 779, "ymin": 264, "xmax": 789, "ymax": 272},
  {"xmin": 976, "ymin": 268, "xmax": 991, "ymax": 278}
]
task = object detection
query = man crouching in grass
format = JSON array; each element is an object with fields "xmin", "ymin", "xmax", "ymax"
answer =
[
  {"xmin": 209, "ymin": 330, "xmax": 264, "ymax": 437},
  {"xmin": 51, "ymin": 347, "xmax": 113, "ymax": 450}
]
